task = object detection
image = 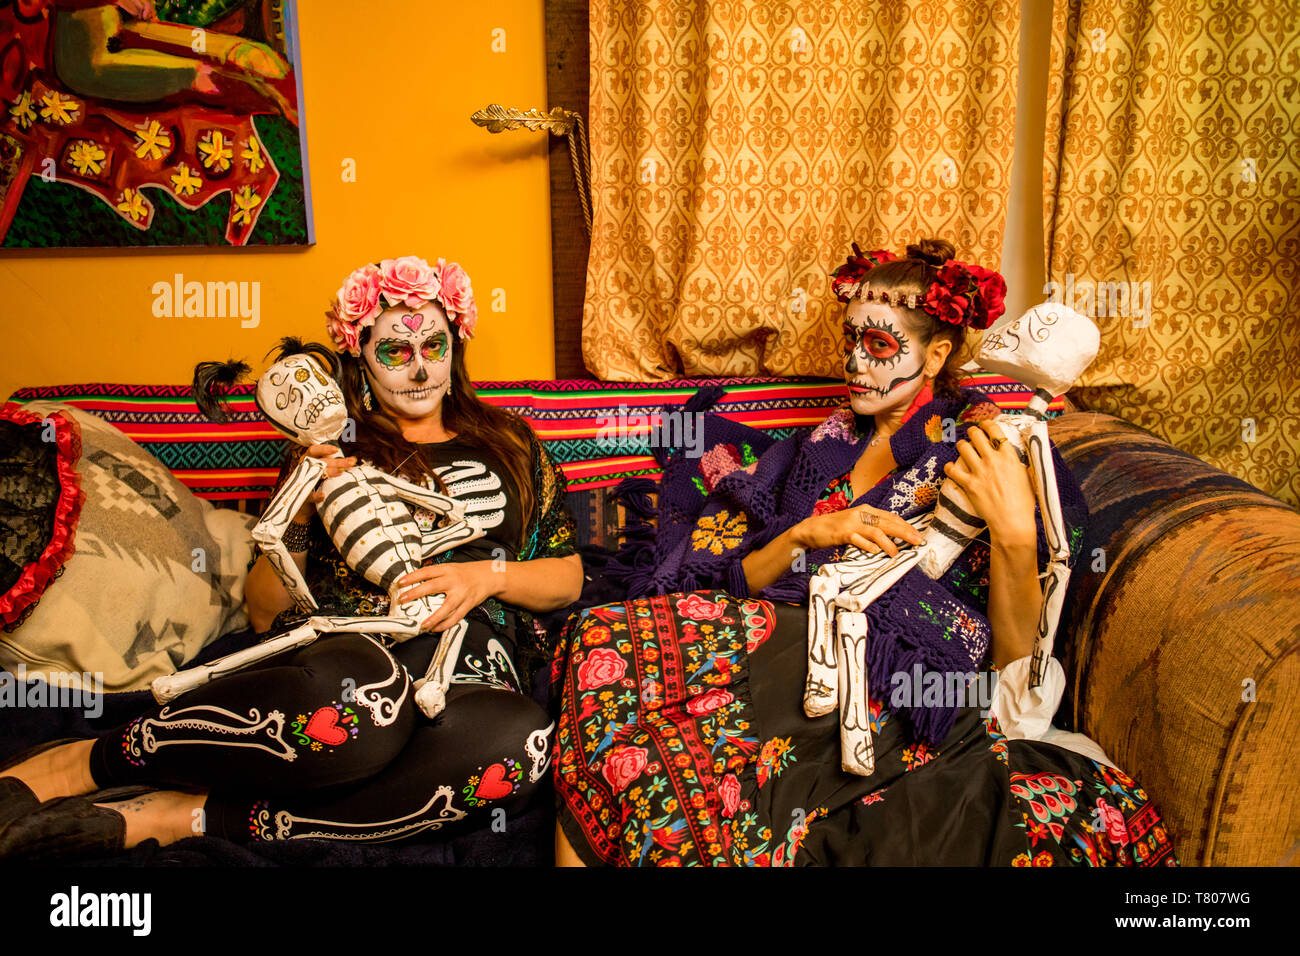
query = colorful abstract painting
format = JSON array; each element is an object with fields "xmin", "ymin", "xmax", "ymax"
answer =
[{"xmin": 0, "ymin": 0, "xmax": 312, "ymax": 247}]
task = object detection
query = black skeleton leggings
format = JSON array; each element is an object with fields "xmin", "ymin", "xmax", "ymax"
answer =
[{"xmin": 87, "ymin": 621, "xmax": 554, "ymax": 843}]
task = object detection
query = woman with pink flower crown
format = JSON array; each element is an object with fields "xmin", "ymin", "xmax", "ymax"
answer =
[{"xmin": 0, "ymin": 256, "xmax": 584, "ymax": 860}]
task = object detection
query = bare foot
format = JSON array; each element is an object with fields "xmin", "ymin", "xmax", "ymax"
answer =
[
  {"xmin": 4, "ymin": 740, "xmax": 97, "ymax": 802},
  {"xmin": 94, "ymin": 790, "xmax": 209, "ymax": 849},
  {"xmin": 555, "ymin": 822, "xmax": 587, "ymax": 867}
]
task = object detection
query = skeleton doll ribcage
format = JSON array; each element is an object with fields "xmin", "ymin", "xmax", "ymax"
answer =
[{"xmin": 317, "ymin": 463, "xmax": 432, "ymax": 594}]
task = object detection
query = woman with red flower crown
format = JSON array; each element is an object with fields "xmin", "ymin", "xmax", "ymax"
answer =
[{"xmin": 552, "ymin": 238, "xmax": 1177, "ymax": 867}]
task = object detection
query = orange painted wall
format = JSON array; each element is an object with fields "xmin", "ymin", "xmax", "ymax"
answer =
[{"xmin": 0, "ymin": 0, "xmax": 555, "ymax": 401}]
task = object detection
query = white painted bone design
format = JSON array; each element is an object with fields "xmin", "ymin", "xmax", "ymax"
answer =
[
  {"xmin": 152, "ymin": 354, "xmax": 486, "ymax": 721},
  {"xmin": 806, "ymin": 303, "xmax": 1100, "ymax": 775}
]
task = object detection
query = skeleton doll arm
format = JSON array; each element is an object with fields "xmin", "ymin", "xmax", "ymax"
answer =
[
  {"xmin": 251, "ymin": 453, "xmax": 328, "ymax": 612},
  {"xmin": 988, "ymin": 419, "xmax": 1070, "ymax": 739},
  {"xmin": 376, "ymin": 471, "xmax": 485, "ymax": 557}
]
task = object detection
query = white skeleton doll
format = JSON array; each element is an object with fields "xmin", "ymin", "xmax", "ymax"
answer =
[
  {"xmin": 151, "ymin": 339, "xmax": 486, "ymax": 721},
  {"xmin": 806, "ymin": 301, "xmax": 1100, "ymax": 776}
]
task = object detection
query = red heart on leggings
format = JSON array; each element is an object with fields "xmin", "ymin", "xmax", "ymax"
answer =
[
  {"xmin": 304, "ymin": 707, "xmax": 348, "ymax": 746},
  {"xmin": 475, "ymin": 763, "xmax": 513, "ymax": 800}
]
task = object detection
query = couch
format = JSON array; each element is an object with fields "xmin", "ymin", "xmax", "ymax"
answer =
[{"xmin": 5, "ymin": 373, "xmax": 1296, "ymax": 866}]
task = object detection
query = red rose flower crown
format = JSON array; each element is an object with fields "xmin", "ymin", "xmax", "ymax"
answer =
[
  {"xmin": 829, "ymin": 243, "xmax": 1007, "ymax": 331},
  {"xmin": 326, "ymin": 255, "xmax": 478, "ymax": 356}
]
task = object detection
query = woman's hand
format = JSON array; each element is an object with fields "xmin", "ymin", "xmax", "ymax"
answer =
[
  {"xmin": 395, "ymin": 561, "xmax": 502, "ymax": 633},
  {"xmin": 294, "ymin": 444, "xmax": 358, "ymax": 523},
  {"xmin": 942, "ymin": 420, "xmax": 1038, "ymax": 545},
  {"xmin": 794, "ymin": 505, "xmax": 925, "ymax": 557}
]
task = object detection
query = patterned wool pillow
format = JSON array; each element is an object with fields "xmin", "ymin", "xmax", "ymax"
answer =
[{"xmin": 0, "ymin": 401, "xmax": 254, "ymax": 692}]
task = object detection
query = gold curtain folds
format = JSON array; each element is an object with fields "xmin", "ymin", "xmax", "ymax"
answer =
[
  {"xmin": 1044, "ymin": 0, "xmax": 1300, "ymax": 506},
  {"xmin": 583, "ymin": 0, "xmax": 1022, "ymax": 381}
]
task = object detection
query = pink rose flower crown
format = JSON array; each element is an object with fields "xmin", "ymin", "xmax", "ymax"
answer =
[{"xmin": 326, "ymin": 255, "xmax": 479, "ymax": 356}]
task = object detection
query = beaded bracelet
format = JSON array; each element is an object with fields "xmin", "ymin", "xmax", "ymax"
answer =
[{"xmin": 283, "ymin": 520, "xmax": 312, "ymax": 552}]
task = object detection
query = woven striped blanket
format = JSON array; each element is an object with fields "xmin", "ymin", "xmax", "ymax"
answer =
[{"xmin": 8, "ymin": 373, "xmax": 1060, "ymax": 503}]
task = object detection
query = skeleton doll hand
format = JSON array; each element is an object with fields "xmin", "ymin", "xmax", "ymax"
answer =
[{"xmin": 294, "ymin": 444, "xmax": 358, "ymax": 522}]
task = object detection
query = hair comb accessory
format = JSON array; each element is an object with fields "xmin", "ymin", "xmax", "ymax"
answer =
[{"xmin": 325, "ymin": 255, "xmax": 479, "ymax": 356}]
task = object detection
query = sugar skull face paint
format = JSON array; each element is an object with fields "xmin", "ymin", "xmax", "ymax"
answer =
[
  {"xmin": 841, "ymin": 300, "xmax": 929, "ymax": 416},
  {"xmin": 362, "ymin": 303, "xmax": 453, "ymax": 419}
]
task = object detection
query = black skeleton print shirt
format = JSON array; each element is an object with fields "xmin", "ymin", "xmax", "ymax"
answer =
[{"xmin": 415, "ymin": 436, "xmax": 524, "ymax": 564}]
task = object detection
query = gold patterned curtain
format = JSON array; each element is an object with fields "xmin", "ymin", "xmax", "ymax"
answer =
[
  {"xmin": 1044, "ymin": 0, "xmax": 1300, "ymax": 506},
  {"xmin": 583, "ymin": 0, "xmax": 1023, "ymax": 381}
]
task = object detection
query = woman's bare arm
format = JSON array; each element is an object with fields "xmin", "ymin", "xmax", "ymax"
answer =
[
  {"xmin": 243, "ymin": 546, "xmax": 303, "ymax": 634},
  {"xmin": 397, "ymin": 552, "xmax": 584, "ymax": 633},
  {"xmin": 742, "ymin": 507, "xmax": 926, "ymax": 595}
]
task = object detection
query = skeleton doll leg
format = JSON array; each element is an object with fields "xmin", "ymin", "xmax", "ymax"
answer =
[
  {"xmin": 412, "ymin": 619, "xmax": 470, "ymax": 718},
  {"xmin": 804, "ymin": 568, "xmax": 843, "ymax": 717},
  {"xmin": 832, "ymin": 546, "xmax": 923, "ymax": 776},
  {"xmin": 1022, "ymin": 418, "xmax": 1072, "ymax": 688},
  {"xmin": 152, "ymin": 621, "xmax": 321, "ymax": 703},
  {"xmin": 835, "ymin": 607, "xmax": 874, "ymax": 775}
]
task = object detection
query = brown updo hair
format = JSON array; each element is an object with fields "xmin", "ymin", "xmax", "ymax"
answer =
[{"xmin": 856, "ymin": 238, "xmax": 965, "ymax": 400}]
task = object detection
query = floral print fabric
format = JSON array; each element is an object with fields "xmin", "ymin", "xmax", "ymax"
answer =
[{"xmin": 553, "ymin": 590, "xmax": 1177, "ymax": 867}]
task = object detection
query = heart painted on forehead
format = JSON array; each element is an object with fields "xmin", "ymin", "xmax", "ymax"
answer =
[{"xmin": 401, "ymin": 313, "xmax": 424, "ymax": 332}]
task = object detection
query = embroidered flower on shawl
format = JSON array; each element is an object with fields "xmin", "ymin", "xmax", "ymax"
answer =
[
  {"xmin": 809, "ymin": 407, "xmax": 855, "ymax": 444},
  {"xmin": 959, "ymin": 400, "xmax": 1001, "ymax": 424},
  {"xmin": 602, "ymin": 745, "xmax": 649, "ymax": 792},
  {"xmin": 901, "ymin": 742, "xmax": 936, "ymax": 771},
  {"xmin": 718, "ymin": 773, "xmax": 742, "ymax": 817},
  {"xmin": 577, "ymin": 647, "xmax": 627, "ymax": 690},
  {"xmin": 690, "ymin": 509, "xmax": 748, "ymax": 555},
  {"xmin": 685, "ymin": 687, "xmax": 734, "ymax": 715},
  {"xmin": 699, "ymin": 443, "xmax": 757, "ymax": 492},
  {"xmin": 924, "ymin": 413, "xmax": 945, "ymax": 443},
  {"xmin": 755, "ymin": 736, "xmax": 795, "ymax": 788},
  {"xmin": 887, "ymin": 455, "xmax": 941, "ymax": 513},
  {"xmin": 1093, "ymin": 798, "xmax": 1130, "ymax": 846},
  {"xmin": 812, "ymin": 488, "xmax": 850, "ymax": 516}
]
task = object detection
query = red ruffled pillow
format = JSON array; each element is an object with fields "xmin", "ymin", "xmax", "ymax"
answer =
[{"xmin": 0, "ymin": 402, "xmax": 84, "ymax": 630}]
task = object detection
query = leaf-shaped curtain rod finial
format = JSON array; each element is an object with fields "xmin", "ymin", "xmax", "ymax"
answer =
[
  {"xmin": 471, "ymin": 104, "xmax": 592, "ymax": 237},
  {"xmin": 471, "ymin": 104, "xmax": 576, "ymax": 135}
]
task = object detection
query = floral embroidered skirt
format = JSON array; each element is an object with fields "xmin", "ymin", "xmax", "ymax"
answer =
[{"xmin": 552, "ymin": 590, "xmax": 1178, "ymax": 867}]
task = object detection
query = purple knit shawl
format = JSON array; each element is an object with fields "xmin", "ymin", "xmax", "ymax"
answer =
[{"xmin": 608, "ymin": 385, "xmax": 1089, "ymax": 744}]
